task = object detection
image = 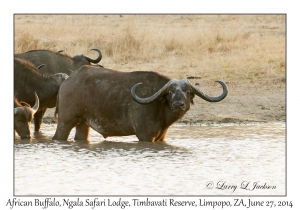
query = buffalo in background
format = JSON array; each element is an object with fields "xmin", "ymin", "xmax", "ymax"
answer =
[
  {"xmin": 14, "ymin": 93, "xmax": 39, "ymax": 139},
  {"xmin": 14, "ymin": 58, "xmax": 68, "ymax": 132},
  {"xmin": 53, "ymin": 66, "xmax": 228, "ymax": 142},
  {"xmin": 14, "ymin": 48, "xmax": 102, "ymax": 75}
]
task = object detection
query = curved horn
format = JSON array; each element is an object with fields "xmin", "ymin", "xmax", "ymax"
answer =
[
  {"xmin": 191, "ymin": 80, "xmax": 228, "ymax": 102},
  {"xmin": 31, "ymin": 92, "xmax": 39, "ymax": 114},
  {"xmin": 131, "ymin": 81, "xmax": 170, "ymax": 104},
  {"xmin": 20, "ymin": 101, "xmax": 31, "ymax": 107},
  {"xmin": 84, "ymin": 48, "xmax": 102, "ymax": 63},
  {"xmin": 37, "ymin": 64, "xmax": 45, "ymax": 69},
  {"xmin": 57, "ymin": 50, "xmax": 64, "ymax": 53}
]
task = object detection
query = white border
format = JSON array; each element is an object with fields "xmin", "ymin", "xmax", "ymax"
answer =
[{"xmin": 2, "ymin": 1, "xmax": 298, "ymax": 209}]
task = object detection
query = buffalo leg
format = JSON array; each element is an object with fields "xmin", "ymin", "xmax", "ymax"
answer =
[
  {"xmin": 136, "ymin": 128, "xmax": 167, "ymax": 142},
  {"xmin": 53, "ymin": 117, "xmax": 79, "ymax": 140},
  {"xmin": 74, "ymin": 121, "xmax": 90, "ymax": 141},
  {"xmin": 34, "ymin": 108, "xmax": 46, "ymax": 132},
  {"xmin": 155, "ymin": 133, "xmax": 167, "ymax": 142},
  {"xmin": 136, "ymin": 133, "xmax": 155, "ymax": 142}
]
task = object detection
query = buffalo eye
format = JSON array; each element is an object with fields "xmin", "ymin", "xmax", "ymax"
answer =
[
  {"xmin": 181, "ymin": 84, "xmax": 188, "ymax": 89},
  {"xmin": 159, "ymin": 97, "xmax": 167, "ymax": 104}
]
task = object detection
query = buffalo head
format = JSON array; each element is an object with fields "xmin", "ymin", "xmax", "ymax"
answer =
[
  {"xmin": 52, "ymin": 72, "xmax": 69, "ymax": 83},
  {"xmin": 131, "ymin": 79, "xmax": 228, "ymax": 116},
  {"xmin": 14, "ymin": 93, "xmax": 39, "ymax": 139},
  {"xmin": 72, "ymin": 48, "xmax": 102, "ymax": 65}
]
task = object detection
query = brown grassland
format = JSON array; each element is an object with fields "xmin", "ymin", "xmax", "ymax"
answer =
[{"xmin": 14, "ymin": 14, "xmax": 286, "ymax": 124}]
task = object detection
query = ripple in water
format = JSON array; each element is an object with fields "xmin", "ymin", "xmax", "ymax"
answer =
[{"xmin": 14, "ymin": 123, "xmax": 285, "ymax": 195}]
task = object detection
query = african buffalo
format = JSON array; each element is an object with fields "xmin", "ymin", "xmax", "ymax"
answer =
[
  {"xmin": 14, "ymin": 48, "xmax": 102, "ymax": 75},
  {"xmin": 14, "ymin": 93, "xmax": 39, "ymax": 139},
  {"xmin": 53, "ymin": 66, "xmax": 228, "ymax": 142},
  {"xmin": 14, "ymin": 58, "xmax": 68, "ymax": 132}
]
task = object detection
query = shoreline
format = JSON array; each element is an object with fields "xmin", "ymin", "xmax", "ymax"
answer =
[
  {"xmin": 174, "ymin": 121, "xmax": 285, "ymax": 127},
  {"xmin": 42, "ymin": 116, "xmax": 285, "ymax": 127}
]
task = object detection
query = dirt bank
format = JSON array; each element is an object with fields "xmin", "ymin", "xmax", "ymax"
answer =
[{"xmin": 16, "ymin": 15, "xmax": 285, "ymax": 126}]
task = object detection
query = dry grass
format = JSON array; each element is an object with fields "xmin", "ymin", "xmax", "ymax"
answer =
[{"xmin": 14, "ymin": 14, "xmax": 286, "ymax": 82}]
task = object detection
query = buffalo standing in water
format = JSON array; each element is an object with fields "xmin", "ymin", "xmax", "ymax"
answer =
[
  {"xmin": 14, "ymin": 58, "xmax": 68, "ymax": 132},
  {"xmin": 14, "ymin": 93, "xmax": 39, "ymax": 139},
  {"xmin": 14, "ymin": 48, "xmax": 102, "ymax": 75},
  {"xmin": 53, "ymin": 66, "xmax": 228, "ymax": 142}
]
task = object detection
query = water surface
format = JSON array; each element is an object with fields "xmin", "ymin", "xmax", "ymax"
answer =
[{"xmin": 14, "ymin": 123, "xmax": 285, "ymax": 195}]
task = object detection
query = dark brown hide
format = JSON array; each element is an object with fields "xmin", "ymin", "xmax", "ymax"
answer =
[
  {"xmin": 14, "ymin": 93, "xmax": 39, "ymax": 139},
  {"xmin": 14, "ymin": 49, "xmax": 102, "ymax": 75},
  {"xmin": 14, "ymin": 58, "xmax": 68, "ymax": 132},
  {"xmin": 53, "ymin": 66, "xmax": 228, "ymax": 142}
]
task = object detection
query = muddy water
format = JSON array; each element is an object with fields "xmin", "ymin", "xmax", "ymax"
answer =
[{"xmin": 14, "ymin": 123, "xmax": 285, "ymax": 195}]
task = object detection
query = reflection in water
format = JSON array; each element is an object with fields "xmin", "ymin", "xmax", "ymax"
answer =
[{"xmin": 14, "ymin": 123, "xmax": 285, "ymax": 195}]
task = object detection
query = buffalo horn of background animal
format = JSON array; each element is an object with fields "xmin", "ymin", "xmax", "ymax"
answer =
[
  {"xmin": 83, "ymin": 48, "xmax": 102, "ymax": 63},
  {"xmin": 14, "ymin": 92, "xmax": 39, "ymax": 115},
  {"xmin": 31, "ymin": 92, "xmax": 39, "ymax": 113},
  {"xmin": 37, "ymin": 64, "xmax": 45, "ymax": 69},
  {"xmin": 131, "ymin": 81, "xmax": 171, "ymax": 104},
  {"xmin": 190, "ymin": 80, "xmax": 228, "ymax": 102}
]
